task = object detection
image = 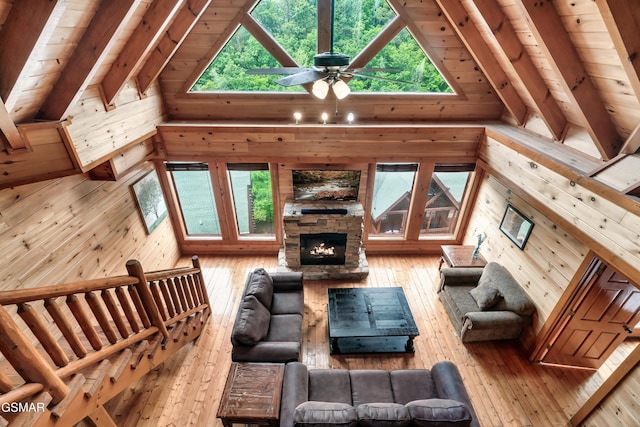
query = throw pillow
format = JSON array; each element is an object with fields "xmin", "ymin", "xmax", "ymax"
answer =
[
  {"xmin": 469, "ymin": 286, "xmax": 502, "ymax": 310},
  {"xmin": 477, "ymin": 262, "xmax": 500, "ymax": 289},
  {"xmin": 246, "ymin": 268, "xmax": 274, "ymax": 309},
  {"xmin": 294, "ymin": 401, "xmax": 358, "ymax": 427},
  {"xmin": 357, "ymin": 403, "xmax": 411, "ymax": 427},
  {"xmin": 231, "ymin": 295, "xmax": 270, "ymax": 345},
  {"xmin": 406, "ymin": 399, "xmax": 471, "ymax": 427}
]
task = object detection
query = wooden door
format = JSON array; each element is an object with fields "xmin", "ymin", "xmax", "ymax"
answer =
[{"xmin": 542, "ymin": 260, "xmax": 640, "ymax": 369}]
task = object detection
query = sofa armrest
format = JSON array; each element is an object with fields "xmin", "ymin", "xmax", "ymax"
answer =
[
  {"xmin": 460, "ymin": 311, "xmax": 526, "ymax": 343},
  {"xmin": 438, "ymin": 267, "xmax": 484, "ymax": 292},
  {"xmin": 431, "ymin": 361, "xmax": 479, "ymax": 427},
  {"xmin": 280, "ymin": 362, "xmax": 309, "ymax": 427},
  {"xmin": 271, "ymin": 271, "xmax": 304, "ymax": 292},
  {"xmin": 463, "ymin": 310, "xmax": 524, "ymax": 329},
  {"xmin": 231, "ymin": 341, "xmax": 301, "ymax": 363}
]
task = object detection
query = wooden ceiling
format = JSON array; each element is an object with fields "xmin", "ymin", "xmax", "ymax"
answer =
[{"xmin": 0, "ymin": 0, "xmax": 639, "ymax": 164}]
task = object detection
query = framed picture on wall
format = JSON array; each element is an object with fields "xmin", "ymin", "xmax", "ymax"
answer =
[
  {"xmin": 132, "ymin": 169, "xmax": 168, "ymax": 234},
  {"xmin": 499, "ymin": 204, "xmax": 534, "ymax": 250}
]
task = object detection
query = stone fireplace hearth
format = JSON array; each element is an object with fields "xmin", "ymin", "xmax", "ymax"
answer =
[{"xmin": 278, "ymin": 201, "xmax": 368, "ymax": 280}]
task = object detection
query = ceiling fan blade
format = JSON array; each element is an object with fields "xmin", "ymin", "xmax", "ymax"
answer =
[
  {"xmin": 349, "ymin": 72, "xmax": 417, "ymax": 86},
  {"xmin": 345, "ymin": 67, "xmax": 402, "ymax": 73},
  {"xmin": 275, "ymin": 70, "xmax": 326, "ymax": 86},
  {"xmin": 246, "ymin": 67, "xmax": 312, "ymax": 75}
]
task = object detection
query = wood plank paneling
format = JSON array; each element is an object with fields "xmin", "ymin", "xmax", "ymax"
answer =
[
  {"xmin": 0, "ymin": 162, "xmax": 180, "ymax": 293},
  {"xmin": 157, "ymin": 123, "xmax": 484, "ymax": 161},
  {"xmin": 66, "ymin": 84, "xmax": 165, "ymax": 169},
  {"xmin": 479, "ymin": 132, "xmax": 640, "ymax": 282}
]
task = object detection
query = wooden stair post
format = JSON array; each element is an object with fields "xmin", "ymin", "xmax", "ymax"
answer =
[{"xmin": 126, "ymin": 259, "xmax": 169, "ymax": 340}]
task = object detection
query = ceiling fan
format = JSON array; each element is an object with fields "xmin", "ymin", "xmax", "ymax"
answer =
[{"xmin": 245, "ymin": 0, "xmax": 404, "ymax": 99}]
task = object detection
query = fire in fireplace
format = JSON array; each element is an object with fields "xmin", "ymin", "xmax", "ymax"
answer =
[{"xmin": 300, "ymin": 233, "xmax": 347, "ymax": 265}]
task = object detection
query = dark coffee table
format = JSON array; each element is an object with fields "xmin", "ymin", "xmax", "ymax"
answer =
[{"xmin": 327, "ymin": 287, "xmax": 419, "ymax": 354}]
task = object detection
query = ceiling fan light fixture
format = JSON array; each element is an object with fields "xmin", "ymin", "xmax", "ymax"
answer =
[
  {"xmin": 332, "ymin": 79, "xmax": 350, "ymax": 100},
  {"xmin": 312, "ymin": 80, "xmax": 329, "ymax": 99}
]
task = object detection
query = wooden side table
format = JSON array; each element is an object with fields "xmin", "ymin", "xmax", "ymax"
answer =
[
  {"xmin": 216, "ymin": 362, "xmax": 285, "ymax": 427},
  {"xmin": 439, "ymin": 245, "xmax": 487, "ymax": 270}
]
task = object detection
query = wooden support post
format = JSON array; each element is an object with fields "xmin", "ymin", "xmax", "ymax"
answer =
[
  {"xmin": 126, "ymin": 259, "xmax": 169, "ymax": 339},
  {"xmin": 0, "ymin": 305, "xmax": 68, "ymax": 404},
  {"xmin": 45, "ymin": 298, "xmax": 88, "ymax": 358},
  {"xmin": 115, "ymin": 287, "xmax": 141, "ymax": 333},
  {"xmin": 191, "ymin": 256, "xmax": 211, "ymax": 308},
  {"xmin": 17, "ymin": 302, "xmax": 70, "ymax": 367}
]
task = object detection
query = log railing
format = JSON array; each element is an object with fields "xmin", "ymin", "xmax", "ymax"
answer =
[{"xmin": 0, "ymin": 256, "xmax": 210, "ymax": 423}]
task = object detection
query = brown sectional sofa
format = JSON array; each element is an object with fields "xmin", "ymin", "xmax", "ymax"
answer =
[
  {"xmin": 438, "ymin": 262, "xmax": 536, "ymax": 342},
  {"xmin": 280, "ymin": 361, "xmax": 479, "ymax": 427},
  {"xmin": 230, "ymin": 268, "xmax": 304, "ymax": 362}
]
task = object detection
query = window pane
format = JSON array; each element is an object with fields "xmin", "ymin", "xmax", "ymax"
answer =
[
  {"xmin": 369, "ymin": 164, "xmax": 416, "ymax": 236},
  {"xmin": 171, "ymin": 170, "xmax": 220, "ymax": 235},
  {"xmin": 228, "ymin": 167, "xmax": 275, "ymax": 236},
  {"xmin": 421, "ymin": 171, "xmax": 470, "ymax": 236}
]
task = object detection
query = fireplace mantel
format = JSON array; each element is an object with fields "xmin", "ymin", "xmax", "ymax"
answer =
[{"xmin": 278, "ymin": 201, "xmax": 368, "ymax": 280}]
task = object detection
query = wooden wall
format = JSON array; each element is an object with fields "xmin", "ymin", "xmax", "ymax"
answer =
[
  {"xmin": 0, "ymin": 162, "xmax": 180, "ymax": 292},
  {"xmin": 581, "ymin": 364, "xmax": 640, "ymax": 426},
  {"xmin": 465, "ymin": 173, "xmax": 589, "ymax": 348}
]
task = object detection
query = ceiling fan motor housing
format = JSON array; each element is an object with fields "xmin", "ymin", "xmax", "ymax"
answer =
[{"xmin": 314, "ymin": 52, "xmax": 350, "ymax": 68}]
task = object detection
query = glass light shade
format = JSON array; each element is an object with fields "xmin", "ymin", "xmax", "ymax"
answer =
[
  {"xmin": 312, "ymin": 80, "xmax": 330, "ymax": 99},
  {"xmin": 332, "ymin": 79, "xmax": 351, "ymax": 99}
]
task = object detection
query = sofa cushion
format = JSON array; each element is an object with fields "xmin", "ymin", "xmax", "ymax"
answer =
[
  {"xmin": 406, "ymin": 399, "xmax": 471, "ymax": 427},
  {"xmin": 246, "ymin": 268, "xmax": 274, "ymax": 309},
  {"xmin": 442, "ymin": 285, "xmax": 479, "ymax": 320},
  {"xmin": 231, "ymin": 295, "xmax": 270, "ymax": 345},
  {"xmin": 469, "ymin": 286, "xmax": 502, "ymax": 310},
  {"xmin": 389, "ymin": 370, "xmax": 436, "ymax": 404},
  {"xmin": 356, "ymin": 403, "xmax": 411, "ymax": 427},
  {"xmin": 265, "ymin": 313, "xmax": 303, "ymax": 343},
  {"xmin": 294, "ymin": 401, "xmax": 357, "ymax": 427},
  {"xmin": 349, "ymin": 370, "xmax": 395, "ymax": 406},
  {"xmin": 309, "ymin": 370, "xmax": 352, "ymax": 404},
  {"xmin": 271, "ymin": 291, "xmax": 305, "ymax": 315}
]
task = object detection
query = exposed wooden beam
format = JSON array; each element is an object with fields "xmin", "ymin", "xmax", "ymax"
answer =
[
  {"xmin": 178, "ymin": 0, "xmax": 260, "ymax": 94},
  {"xmin": 596, "ymin": 0, "xmax": 640, "ymax": 101},
  {"xmin": 348, "ymin": 16, "xmax": 405, "ymax": 69},
  {"xmin": 518, "ymin": 0, "xmax": 622, "ymax": 160},
  {"xmin": 318, "ymin": 0, "xmax": 331, "ymax": 54},
  {"xmin": 621, "ymin": 121, "xmax": 640, "ymax": 154},
  {"xmin": 434, "ymin": 0, "xmax": 527, "ymax": 124},
  {"xmin": 387, "ymin": 0, "xmax": 463, "ymax": 95},
  {"xmin": 136, "ymin": 0, "xmax": 212, "ymax": 96},
  {"xmin": 38, "ymin": 0, "xmax": 142, "ymax": 120},
  {"xmin": 467, "ymin": 0, "xmax": 566, "ymax": 140},
  {"xmin": 0, "ymin": 96, "xmax": 26, "ymax": 151},
  {"xmin": 0, "ymin": 0, "xmax": 67, "ymax": 111},
  {"xmin": 101, "ymin": 0, "xmax": 184, "ymax": 107},
  {"xmin": 241, "ymin": 15, "xmax": 298, "ymax": 68}
]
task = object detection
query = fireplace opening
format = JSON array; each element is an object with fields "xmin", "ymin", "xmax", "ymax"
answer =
[{"xmin": 300, "ymin": 233, "xmax": 347, "ymax": 265}]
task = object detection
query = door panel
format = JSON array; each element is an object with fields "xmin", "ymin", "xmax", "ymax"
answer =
[{"xmin": 542, "ymin": 262, "xmax": 640, "ymax": 369}]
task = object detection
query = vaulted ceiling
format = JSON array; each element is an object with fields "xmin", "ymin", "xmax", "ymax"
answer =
[{"xmin": 1, "ymin": 0, "xmax": 639, "ymax": 167}]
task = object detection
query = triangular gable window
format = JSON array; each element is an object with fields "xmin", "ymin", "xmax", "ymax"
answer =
[
  {"xmin": 191, "ymin": 0, "xmax": 453, "ymax": 94},
  {"xmin": 191, "ymin": 26, "xmax": 303, "ymax": 92},
  {"xmin": 351, "ymin": 28, "xmax": 452, "ymax": 93}
]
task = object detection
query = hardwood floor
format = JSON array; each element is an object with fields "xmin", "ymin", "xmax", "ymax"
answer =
[{"xmin": 102, "ymin": 254, "xmax": 631, "ymax": 426}]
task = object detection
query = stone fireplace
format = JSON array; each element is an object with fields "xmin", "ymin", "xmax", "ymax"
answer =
[{"xmin": 278, "ymin": 201, "xmax": 368, "ymax": 280}]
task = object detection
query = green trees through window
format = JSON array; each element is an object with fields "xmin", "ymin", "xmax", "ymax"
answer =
[{"xmin": 191, "ymin": 0, "xmax": 452, "ymax": 94}]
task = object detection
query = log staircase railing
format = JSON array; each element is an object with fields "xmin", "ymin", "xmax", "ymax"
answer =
[{"xmin": 0, "ymin": 256, "xmax": 210, "ymax": 427}]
